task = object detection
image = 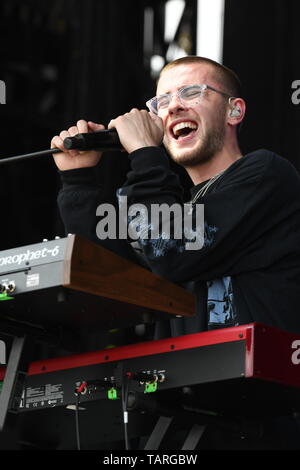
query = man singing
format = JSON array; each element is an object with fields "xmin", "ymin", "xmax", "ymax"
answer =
[
  {"xmin": 50, "ymin": 55, "xmax": 300, "ymax": 450},
  {"xmin": 52, "ymin": 56, "xmax": 300, "ymax": 336}
]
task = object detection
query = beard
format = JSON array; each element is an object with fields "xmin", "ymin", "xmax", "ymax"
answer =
[{"xmin": 164, "ymin": 114, "xmax": 227, "ymax": 168}]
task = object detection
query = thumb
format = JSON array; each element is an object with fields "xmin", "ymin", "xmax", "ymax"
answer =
[
  {"xmin": 148, "ymin": 112, "xmax": 163, "ymax": 130},
  {"xmin": 88, "ymin": 121, "xmax": 105, "ymax": 132}
]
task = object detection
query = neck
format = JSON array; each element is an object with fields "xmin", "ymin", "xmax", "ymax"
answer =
[{"xmin": 185, "ymin": 143, "xmax": 242, "ymax": 185}]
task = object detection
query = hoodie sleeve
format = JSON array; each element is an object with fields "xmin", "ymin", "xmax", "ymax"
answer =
[{"xmin": 57, "ymin": 166, "xmax": 140, "ymax": 263}]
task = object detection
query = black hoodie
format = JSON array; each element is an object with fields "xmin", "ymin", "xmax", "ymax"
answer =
[{"xmin": 58, "ymin": 147, "xmax": 300, "ymax": 336}]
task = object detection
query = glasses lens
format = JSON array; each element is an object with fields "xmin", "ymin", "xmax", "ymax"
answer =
[
  {"xmin": 156, "ymin": 94, "xmax": 170, "ymax": 112},
  {"xmin": 180, "ymin": 85, "xmax": 203, "ymax": 105},
  {"xmin": 147, "ymin": 98, "xmax": 158, "ymax": 114},
  {"xmin": 148, "ymin": 85, "xmax": 205, "ymax": 114}
]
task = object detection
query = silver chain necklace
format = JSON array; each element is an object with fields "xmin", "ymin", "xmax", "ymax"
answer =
[{"xmin": 191, "ymin": 169, "xmax": 226, "ymax": 205}]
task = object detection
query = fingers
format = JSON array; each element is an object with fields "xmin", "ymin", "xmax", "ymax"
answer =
[
  {"xmin": 68, "ymin": 126, "xmax": 79, "ymax": 137},
  {"xmin": 88, "ymin": 121, "xmax": 105, "ymax": 132},
  {"xmin": 51, "ymin": 130, "xmax": 77, "ymax": 156},
  {"xmin": 106, "ymin": 108, "xmax": 164, "ymax": 153},
  {"xmin": 108, "ymin": 109, "xmax": 142, "ymax": 129},
  {"xmin": 77, "ymin": 119, "xmax": 89, "ymax": 134},
  {"xmin": 54, "ymin": 120, "xmax": 105, "ymax": 143},
  {"xmin": 52, "ymin": 127, "xmax": 77, "ymax": 153},
  {"xmin": 76, "ymin": 119, "xmax": 104, "ymax": 133},
  {"xmin": 51, "ymin": 119, "xmax": 105, "ymax": 155},
  {"xmin": 75, "ymin": 119, "xmax": 103, "ymax": 134},
  {"xmin": 107, "ymin": 119, "xmax": 115, "ymax": 130},
  {"xmin": 51, "ymin": 135, "xmax": 64, "ymax": 151},
  {"xmin": 51, "ymin": 135, "xmax": 60, "ymax": 149},
  {"xmin": 60, "ymin": 131, "xmax": 75, "ymax": 155}
]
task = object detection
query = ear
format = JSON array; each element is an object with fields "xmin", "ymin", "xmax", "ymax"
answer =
[{"xmin": 227, "ymin": 97, "xmax": 246, "ymax": 126}]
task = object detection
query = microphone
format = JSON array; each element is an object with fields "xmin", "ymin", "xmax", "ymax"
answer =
[{"xmin": 63, "ymin": 129, "xmax": 122, "ymax": 151}]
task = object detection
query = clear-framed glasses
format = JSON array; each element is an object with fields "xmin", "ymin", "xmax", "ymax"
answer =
[{"xmin": 146, "ymin": 84, "xmax": 233, "ymax": 115}]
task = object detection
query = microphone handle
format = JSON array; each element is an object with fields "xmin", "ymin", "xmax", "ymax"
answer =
[{"xmin": 63, "ymin": 129, "xmax": 122, "ymax": 151}]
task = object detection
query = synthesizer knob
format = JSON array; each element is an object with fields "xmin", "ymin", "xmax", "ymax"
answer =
[
  {"xmin": 0, "ymin": 282, "xmax": 15, "ymax": 294},
  {"xmin": 42, "ymin": 239, "xmax": 48, "ymax": 242},
  {"xmin": 55, "ymin": 236, "xmax": 60, "ymax": 240},
  {"xmin": 6, "ymin": 282, "xmax": 15, "ymax": 294},
  {"xmin": 157, "ymin": 373, "xmax": 165, "ymax": 383}
]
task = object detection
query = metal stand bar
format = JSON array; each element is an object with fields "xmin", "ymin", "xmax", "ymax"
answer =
[
  {"xmin": 0, "ymin": 336, "xmax": 26, "ymax": 431},
  {"xmin": 144, "ymin": 416, "xmax": 173, "ymax": 450},
  {"xmin": 181, "ymin": 424, "xmax": 207, "ymax": 450}
]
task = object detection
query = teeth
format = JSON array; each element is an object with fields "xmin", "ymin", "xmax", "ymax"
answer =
[{"xmin": 172, "ymin": 121, "xmax": 197, "ymax": 136}]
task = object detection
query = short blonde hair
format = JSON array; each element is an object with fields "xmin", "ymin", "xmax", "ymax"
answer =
[{"xmin": 159, "ymin": 56, "xmax": 242, "ymax": 98}]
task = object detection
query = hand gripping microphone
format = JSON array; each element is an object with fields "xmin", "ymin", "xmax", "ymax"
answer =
[
  {"xmin": 63, "ymin": 128, "xmax": 122, "ymax": 151},
  {"xmin": 0, "ymin": 129, "xmax": 122, "ymax": 166}
]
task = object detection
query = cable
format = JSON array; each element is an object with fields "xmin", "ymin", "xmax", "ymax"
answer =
[
  {"xmin": 75, "ymin": 393, "xmax": 81, "ymax": 450},
  {"xmin": 121, "ymin": 375, "xmax": 130, "ymax": 450}
]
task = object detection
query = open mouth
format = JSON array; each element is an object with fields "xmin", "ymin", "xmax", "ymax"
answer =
[{"xmin": 170, "ymin": 121, "xmax": 198, "ymax": 141}]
